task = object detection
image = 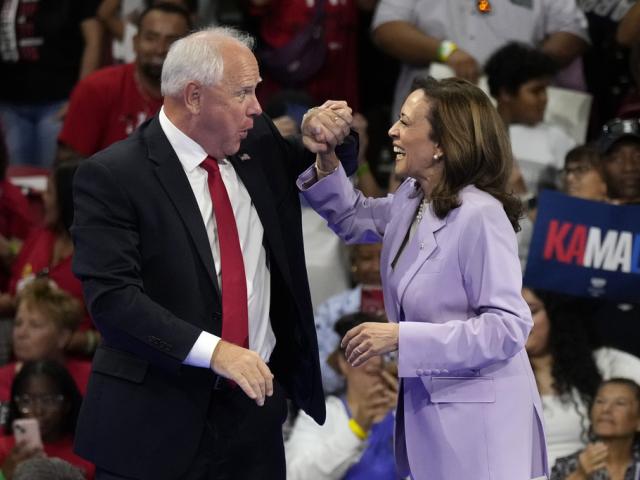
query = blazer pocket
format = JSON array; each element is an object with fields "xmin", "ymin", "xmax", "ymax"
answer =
[
  {"xmin": 92, "ymin": 345, "xmax": 149, "ymax": 384},
  {"xmin": 426, "ymin": 376, "xmax": 495, "ymax": 403}
]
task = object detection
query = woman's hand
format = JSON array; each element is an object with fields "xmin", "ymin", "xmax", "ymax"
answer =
[
  {"xmin": 1, "ymin": 440, "xmax": 43, "ymax": 480},
  {"xmin": 341, "ymin": 322, "xmax": 399, "ymax": 367},
  {"xmin": 576, "ymin": 442, "xmax": 608, "ymax": 477}
]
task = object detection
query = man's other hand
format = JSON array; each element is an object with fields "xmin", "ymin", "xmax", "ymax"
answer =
[{"xmin": 210, "ymin": 340, "xmax": 274, "ymax": 406}]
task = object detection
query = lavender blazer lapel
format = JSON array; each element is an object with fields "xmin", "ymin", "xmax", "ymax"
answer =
[{"xmin": 396, "ymin": 202, "xmax": 447, "ymax": 309}]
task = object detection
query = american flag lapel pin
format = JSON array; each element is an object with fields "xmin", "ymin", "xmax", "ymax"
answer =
[{"xmin": 240, "ymin": 153, "xmax": 251, "ymax": 161}]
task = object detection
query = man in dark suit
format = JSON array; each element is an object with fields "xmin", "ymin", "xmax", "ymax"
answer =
[{"xmin": 71, "ymin": 26, "xmax": 355, "ymax": 479}]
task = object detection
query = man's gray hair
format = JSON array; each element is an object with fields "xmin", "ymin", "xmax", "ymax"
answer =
[
  {"xmin": 161, "ymin": 26, "xmax": 255, "ymax": 97},
  {"xmin": 13, "ymin": 457, "xmax": 85, "ymax": 480}
]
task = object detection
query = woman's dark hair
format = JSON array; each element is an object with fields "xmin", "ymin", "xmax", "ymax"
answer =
[
  {"xmin": 411, "ymin": 76, "xmax": 522, "ymax": 231},
  {"xmin": 484, "ymin": 42, "xmax": 558, "ymax": 98},
  {"xmin": 4, "ymin": 360, "xmax": 83, "ymax": 437},
  {"xmin": 53, "ymin": 161, "xmax": 80, "ymax": 233},
  {"xmin": 532, "ymin": 289, "xmax": 603, "ymax": 440}
]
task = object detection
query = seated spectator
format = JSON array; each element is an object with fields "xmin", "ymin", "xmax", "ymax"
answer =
[
  {"xmin": 0, "ymin": 161, "xmax": 97, "ymax": 357},
  {"xmin": 285, "ymin": 312, "xmax": 398, "ymax": 480},
  {"xmin": 0, "ymin": 360, "xmax": 95, "ymax": 479},
  {"xmin": 597, "ymin": 117, "xmax": 640, "ymax": 205},
  {"xmin": 0, "ymin": 133, "xmax": 33, "ymax": 293},
  {"xmin": 58, "ymin": 3, "xmax": 192, "ymax": 158},
  {"xmin": 524, "ymin": 288, "xmax": 640, "ymax": 468},
  {"xmin": 550, "ymin": 378, "xmax": 640, "ymax": 480},
  {"xmin": 587, "ymin": 118, "xmax": 640, "ymax": 359},
  {"xmin": 315, "ymin": 243, "xmax": 382, "ymax": 394},
  {"xmin": 485, "ymin": 42, "xmax": 577, "ymax": 196},
  {"xmin": 14, "ymin": 456, "xmax": 85, "ymax": 480},
  {"xmin": 560, "ymin": 145, "xmax": 608, "ymax": 201},
  {"xmin": 0, "ymin": 279, "xmax": 90, "ymax": 402}
]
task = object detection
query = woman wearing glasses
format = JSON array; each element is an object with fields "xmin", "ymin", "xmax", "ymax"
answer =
[{"xmin": 0, "ymin": 360, "xmax": 94, "ymax": 479}]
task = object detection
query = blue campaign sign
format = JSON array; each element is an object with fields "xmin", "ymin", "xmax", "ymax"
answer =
[{"xmin": 524, "ymin": 190, "xmax": 640, "ymax": 303}]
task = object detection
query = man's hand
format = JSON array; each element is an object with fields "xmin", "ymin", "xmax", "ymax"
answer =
[
  {"xmin": 446, "ymin": 49, "xmax": 480, "ymax": 84},
  {"xmin": 301, "ymin": 100, "xmax": 353, "ymax": 153},
  {"xmin": 210, "ymin": 340, "xmax": 274, "ymax": 406},
  {"xmin": 341, "ymin": 322, "xmax": 399, "ymax": 367}
]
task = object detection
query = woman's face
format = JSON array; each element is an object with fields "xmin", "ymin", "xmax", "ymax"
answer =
[
  {"xmin": 562, "ymin": 160, "xmax": 607, "ymax": 200},
  {"xmin": 339, "ymin": 354, "xmax": 384, "ymax": 394},
  {"xmin": 42, "ymin": 174, "xmax": 59, "ymax": 228},
  {"xmin": 388, "ymin": 90, "xmax": 444, "ymax": 186},
  {"xmin": 13, "ymin": 302, "xmax": 68, "ymax": 361},
  {"xmin": 591, "ymin": 383, "xmax": 640, "ymax": 440},
  {"xmin": 15, "ymin": 374, "xmax": 68, "ymax": 442},
  {"xmin": 523, "ymin": 288, "xmax": 550, "ymax": 357}
]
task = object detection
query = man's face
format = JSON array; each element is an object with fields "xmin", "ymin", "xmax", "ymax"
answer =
[
  {"xmin": 191, "ymin": 42, "xmax": 262, "ymax": 159},
  {"xmin": 602, "ymin": 139, "xmax": 640, "ymax": 202},
  {"xmin": 502, "ymin": 77, "xmax": 550, "ymax": 126},
  {"xmin": 134, "ymin": 10, "xmax": 190, "ymax": 84}
]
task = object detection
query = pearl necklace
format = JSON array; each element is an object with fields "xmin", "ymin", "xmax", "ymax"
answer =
[{"xmin": 415, "ymin": 199, "xmax": 429, "ymax": 222}]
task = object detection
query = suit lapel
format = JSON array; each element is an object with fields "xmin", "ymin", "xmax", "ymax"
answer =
[
  {"xmin": 228, "ymin": 151, "xmax": 293, "ymax": 290},
  {"xmin": 144, "ymin": 118, "xmax": 220, "ymax": 295},
  {"xmin": 385, "ymin": 191, "xmax": 422, "ymax": 273},
  {"xmin": 396, "ymin": 203, "xmax": 447, "ymax": 306}
]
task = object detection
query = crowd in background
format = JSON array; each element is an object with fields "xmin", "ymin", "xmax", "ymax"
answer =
[{"xmin": 0, "ymin": 0, "xmax": 639, "ymax": 478}]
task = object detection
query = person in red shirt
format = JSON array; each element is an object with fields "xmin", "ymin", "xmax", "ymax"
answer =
[
  {"xmin": 0, "ymin": 161, "xmax": 97, "ymax": 357},
  {"xmin": 248, "ymin": 0, "xmax": 364, "ymax": 111},
  {"xmin": 0, "ymin": 278, "xmax": 90, "ymax": 402},
  {"xmin": 57, "ymin": 3, "xmax": 192, "ymax": 158},
  {"xmin": 0, "ymin": 360, "xmax": 95, "ymax": 479}
]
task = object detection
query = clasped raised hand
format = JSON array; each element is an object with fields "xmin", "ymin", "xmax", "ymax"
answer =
[{"xmin": 301, "ymin": 100, "xmax": 353, "ymax": 153}]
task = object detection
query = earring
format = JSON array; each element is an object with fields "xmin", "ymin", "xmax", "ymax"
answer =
[{"xmin": 433, "ymin": 154, "xmax": 441, "ymax": 161}]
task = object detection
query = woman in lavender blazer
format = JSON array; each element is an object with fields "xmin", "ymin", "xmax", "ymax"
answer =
[{"xmin": 298, "ymin": 77, "xmax": 549, "ymax": 480}]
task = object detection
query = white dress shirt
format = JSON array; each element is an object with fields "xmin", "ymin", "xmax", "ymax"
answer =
[{"xmin": 158, "ymin": 108, "xmax": 275, "ymax": 367}]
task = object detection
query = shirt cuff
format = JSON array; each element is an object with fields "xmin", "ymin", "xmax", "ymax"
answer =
[{"xmin": 183, "ymin": 331, "xmax": 220, "ymax": 368}]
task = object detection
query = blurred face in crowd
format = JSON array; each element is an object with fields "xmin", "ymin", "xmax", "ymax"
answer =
[
  {"xmin": 134, "ymin": 10, "xmax": 191, "ymax": 84},
  {"xmin": 562, "ymin": 159, "xmax": 607, "ymax": 201},
  {"xmin": 351, "ymin": 243, "xmax": 382, "ymax": 286},
  {"xmin": 602, "ymin": 139, "xmax": 640, "ymax": 203},
  {"xmin": 591, "ymin": 382, "xmax": 640, "ymax": 440},
  {"xmin": 389, "ymin": 90, "xmax": 443, "ymax": 193},
  {"xmin": 13, "ymin": 301, "xmax": 69, "ymax": 362},
  {"xmin": 502, "ymin": 77, "xmax": 550, "ymax": 126},
  {"xmin": 15, "ymin": 374, "xmax": 68, "ymax": 442},
  {"xmin": 523, "ymin": 288, "xmax": 550, "ymax": 357},
  {"xmin": 189, "ymin": 40, "xmax": 262, "ymax": 159},
  {"xmin": 337, "ymin": 352, "xmax": 385, "ymax": 395}
]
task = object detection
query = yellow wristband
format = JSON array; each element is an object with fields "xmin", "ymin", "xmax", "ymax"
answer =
[
  {"xmin": 437, "ymin": 40, "xmax": 458, "ymax": 62},
  {"xmin": 348, "ymin": 418, "xmax": 367, "ymax": 440}
]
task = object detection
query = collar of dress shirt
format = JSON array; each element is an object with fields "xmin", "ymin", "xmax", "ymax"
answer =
[{"xmin": 158, "ymin": 106, "xmax": 228, "ymax": 173}]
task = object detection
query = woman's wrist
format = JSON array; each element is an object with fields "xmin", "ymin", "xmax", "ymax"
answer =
[{"xmin": 315, "ymin": 152, "xmax": 339, "ymax": 179}]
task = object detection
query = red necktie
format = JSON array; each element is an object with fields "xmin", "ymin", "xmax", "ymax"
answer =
[{"xmin": 201, "ymin": 156, "xmax": 249, "ymax": 348}]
